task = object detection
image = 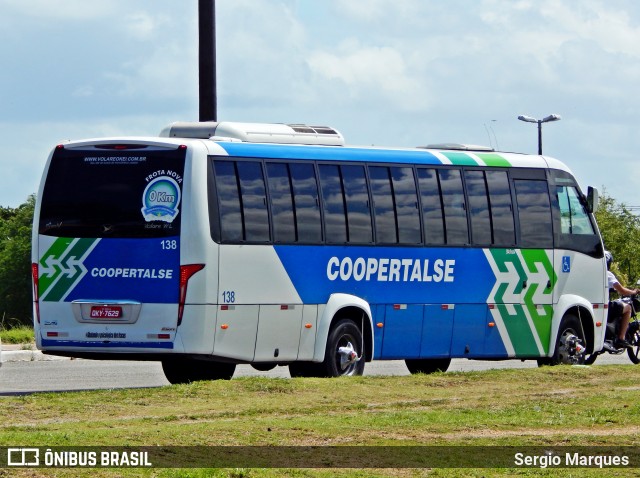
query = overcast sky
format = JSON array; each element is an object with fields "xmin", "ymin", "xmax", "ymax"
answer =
[{"xmin": 1, "ymin": 0, "xmax": 640, "ymax": 208}]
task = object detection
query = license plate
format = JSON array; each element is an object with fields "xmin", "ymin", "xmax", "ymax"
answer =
[{"xmin": 90, "ymin": 305, "xmax": 123, "ymax": 319}]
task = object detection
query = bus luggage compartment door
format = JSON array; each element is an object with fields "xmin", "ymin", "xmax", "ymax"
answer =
[
  {"xmin": 213, "ymin": 305, "xmax": 259, "ymax": 362},
  {"xmin": 254, "ymin": 304, "xmax": 303, "ymax": 362},
  {"xmin": 380, "ymin": 304, "xmax": 423, "ymax": 359}
]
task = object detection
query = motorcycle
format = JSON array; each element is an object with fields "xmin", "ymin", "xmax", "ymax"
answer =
[{"xmin": 585, "ymin": 295, "xmax": 640, "ymax": 365}]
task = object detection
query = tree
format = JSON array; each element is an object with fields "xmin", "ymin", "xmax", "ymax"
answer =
[
  {"xmin": 0, "ymin": 195, "xmax": 35, "ymax": 328},
  {"xmin": 594, "ymin": 190, "xmax": 640, "ymax": 285}
]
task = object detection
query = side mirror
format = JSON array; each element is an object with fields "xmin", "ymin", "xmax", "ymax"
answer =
[{"xmin": 587, "ymin": 186, "xmax": 599, "ymax": 213}]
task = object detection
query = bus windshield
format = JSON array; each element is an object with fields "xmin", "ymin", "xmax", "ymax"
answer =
[{"xmin": 38, "ymin": 145, "xmax": 186, "ymax": 238}]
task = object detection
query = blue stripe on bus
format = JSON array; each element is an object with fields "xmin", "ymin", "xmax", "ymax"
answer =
[
  {"xmin": 41, "ymin": 339, "xmax": 174, "ymax": 349},
  {"xmin": 217, "ymin": 142, "xmax": 443, "ymax": 164},
  {"xmin": 273, "ymin": 245, "xmax": 506, "ymax": 360},
  {"xmin": 273, "ymin": 245, "xmax": 494, "ymax": 304},
  {"xmin": 65, "ymin": 237, "xmax": 180, "ymax": 304}
]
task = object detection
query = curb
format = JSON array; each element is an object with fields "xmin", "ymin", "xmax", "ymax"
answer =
[{"xmin": 1, "ymin": 344, "xmax": 71, "ymax": 363}]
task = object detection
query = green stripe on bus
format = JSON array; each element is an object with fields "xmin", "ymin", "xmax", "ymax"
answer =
[
  {"xmin": 497, "ymin": 304, "xmax": 541, "ymax": 355},
  {"xmin": 441, "ymin": 152, "xmax": 478, "ymax": 166},
  {"xmin": 39, "ymin": 237, "xmax": 75, "ymax": 298},
  {"xmin": 476, "ymin": 153, "xmax": 511, "ymax": 167},
  {"xmin": 486, "ymin": 248, "xmax": 557, "ymax": 356},
  {"xmin": 41, "ymin": 238, "xmax": 98, "ymax": 301}
]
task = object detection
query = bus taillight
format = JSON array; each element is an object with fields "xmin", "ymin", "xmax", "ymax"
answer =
[
  {"xmin": 31, "ymin": 262, "xmax": 40, "ymax": 323},
  {"xmin": 178, "ymin": 264, "xmax": 205, "ymax": 326}
]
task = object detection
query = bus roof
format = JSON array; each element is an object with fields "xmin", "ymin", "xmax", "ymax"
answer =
[
  {"xmin": 210, "ymin": 140, "xmax": 567, "ymax": 171},
  {"xmin": 157, "ymin": 121, "xmax": 572, "ymax": 173},
  {"xmin": 56, "ymin": 121, "xmax": 573, "ymax": 174}
]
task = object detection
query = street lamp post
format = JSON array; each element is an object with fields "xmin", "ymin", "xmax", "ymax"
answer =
[
  {"xmin": 199, "ymin": 0, "xmax": 217, "ymax": 122},
  {"xmin": 517, "ymin": 114, "xmax": 561, "ymax": 155}
]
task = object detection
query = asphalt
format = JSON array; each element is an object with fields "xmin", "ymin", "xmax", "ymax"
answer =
[{"xmin": 1, "ymin": 343, "xmax": 69, "ymax": 363}]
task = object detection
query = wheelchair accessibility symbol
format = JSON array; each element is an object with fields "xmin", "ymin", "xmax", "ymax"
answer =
[{"xmin": 562, "ymin": 256, "xmax": 571, "ymax": 273}]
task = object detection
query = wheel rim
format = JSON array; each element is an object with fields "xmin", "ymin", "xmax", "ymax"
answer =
[
  {"xmin": 557, "ymin": 328, "xmax": 584, "ymax": 364},
  {"xmin": 334, "ymin": 333, "xmax": 361, "ymax": 376}
]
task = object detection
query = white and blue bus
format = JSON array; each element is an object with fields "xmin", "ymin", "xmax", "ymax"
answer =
[{"xmin": 32, "ymin": 122, "xmax": 607, "ymax": 383}]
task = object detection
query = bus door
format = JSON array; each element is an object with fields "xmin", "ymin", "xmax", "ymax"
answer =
[
  {"xmin": 552, "ymin": 177, "xmax": 607, "ymax": 346},
  {"xmin": 484, "ymin": 170, "xmax": 556, "ymax": 358},
  {"xmin": 484, "ymin": 248, "xmax": 552, "ymax": 358}
]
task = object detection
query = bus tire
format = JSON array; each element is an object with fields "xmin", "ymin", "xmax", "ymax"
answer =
[
  {"xmin": 584, "ymin": 353, "xmax": 599, "ymax": 365},
  {"xmin": 288, "ymin": 362, "xmax": 325, "ymax": 378},
  {"xmin": 162, "ymin": 358, "xmax": 236, "ymax": 384},
  {"xmin": 537, "ymin": 314, "xmax": 586, "ymax": 366},
  {"xmin": 405, "ymin": 358, "xmax": 451, "ymax": 374},
  {"xmin": 321, "ymin": 318, "xmax": 365, "ymax": 377},
  {"xmin": 251, "ymin": 363, "xmax": 277, "ymax": 372}
]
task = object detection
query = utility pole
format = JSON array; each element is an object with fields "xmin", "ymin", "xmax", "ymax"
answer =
[{"xmin": 198, "ymin": 0, "xmax": 217, "ymax": 122}]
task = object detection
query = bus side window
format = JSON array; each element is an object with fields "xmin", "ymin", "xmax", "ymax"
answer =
[
  {"xmin": 341, "ymin": 165, "xmax": 373, "ymax": 244},
  {"xmin": 557, "ymin": 185, "xmax": 596, "ymax": 235},
  {"xmin": 290, "ymin": 163, "xmax": 322, "ymax": 243},
  {"xmin": 439, "ymin": 169, "xmax": 468, "ymax": 245},
  {"xmin": 465, "ymin": 170, "xmax": 491, "ymax": 245},
  {"xmin": 514, "ymin": 179, "xmax": 553, "ymax": 248},
  {"xmin": 318, "ymin": 164, "xmax": 348, "ymax": 244},
  {"xmin": 266, "ymin": 163, "xmax": 296, "ymax": 243},
  {"xmin": 391, "ymin": 167, "xmax": 421, "ymax": 244},
  {"xmin": 213, "ymin": 161, "xmax": 244, "ymax": 242},
  {"xmin": 237, "ymin": 161, "xmax": 270, "ymax": 242},
  {"xmin": 369, "ymin": 166, "xmax": 397, "ymax": 244},
  {"xmin": 417, "ymin": 168, "xmax": 445, "ymax": 245},
  {"xmin": 486, "ymin": 170, "xmax": 515, "ymax": 246}
]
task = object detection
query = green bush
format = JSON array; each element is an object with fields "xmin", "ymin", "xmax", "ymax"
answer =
[
  {"xmin": 0, "ymin": 325, "xmax": 34, "ymax": 344},
  {"xmin": 0, "ymin": 195, "xmax": 35, "ymax": 328},
  {"xmin": 595, "ymin": 191, "xmax": 640, "ymax": 284}
]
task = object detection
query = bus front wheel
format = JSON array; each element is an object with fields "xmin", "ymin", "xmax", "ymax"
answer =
[
  {"xmin": 405, "ymin": 358, "xmax": 451, "ymax": 374},
  {"xmin": 162, "ymin": 358, "xmax": 236, "ymax": 384},
  {"xmin": 537, "ymin": 314, "xmax": 586, "ymax": 366}
]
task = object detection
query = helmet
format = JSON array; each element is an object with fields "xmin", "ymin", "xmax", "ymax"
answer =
[{"xmin": 605, "ymin": 250, "xmax": 613, "ymax": 269}]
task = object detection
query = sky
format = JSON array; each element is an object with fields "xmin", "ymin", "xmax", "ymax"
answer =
[{"xmin": 1, "ymin": 0, "xmax": 640, "ymax": 208}]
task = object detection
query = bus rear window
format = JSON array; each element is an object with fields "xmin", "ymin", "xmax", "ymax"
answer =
[{"xmin": 39, "ymin": 145, "xmax": 186, "ymax": 238}]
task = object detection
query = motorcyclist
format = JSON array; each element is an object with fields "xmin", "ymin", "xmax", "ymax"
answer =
[{"xmin": 606, "ymin": 250, "xmax": 639, "ymax": 349}]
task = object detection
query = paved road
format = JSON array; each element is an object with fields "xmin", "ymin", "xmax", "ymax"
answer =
[{"xmin": 0, "ymin": 351, "xmax": 632, "ymax": 395}]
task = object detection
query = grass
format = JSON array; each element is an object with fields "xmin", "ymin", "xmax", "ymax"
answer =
[
  {"xmin": 1, "ymin": 365, "xmax": 639, "ymax": 477},
  {"xmin": 0, "ymin": 324, "xmax": 34, "ymax": 344}
]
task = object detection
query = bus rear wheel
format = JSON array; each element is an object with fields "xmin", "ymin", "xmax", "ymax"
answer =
[
  {"xmin": 162, "ymin": 358, "xmax": 236, "ymax": 384},
  {"xmin": 288, "ymin": 362, "xmax": 325, "ymax": 378},
  {"xmin": 405, "ymin": 358, "xmax": 451, "ymax": 374},
  {"xmin": 289, "ymin": 318, "xmax": 365, "ymax": 378},
  {"xmin": 323, "ymin": 318, "xmax": 365, "ymax": 377}
]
